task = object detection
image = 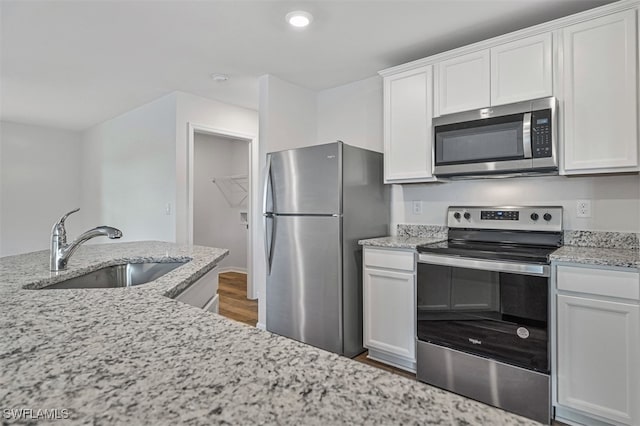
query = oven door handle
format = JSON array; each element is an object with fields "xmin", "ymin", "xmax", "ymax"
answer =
[{"xmin": 418, "ymin": 254, "xmax": 549, "ymax": 277}]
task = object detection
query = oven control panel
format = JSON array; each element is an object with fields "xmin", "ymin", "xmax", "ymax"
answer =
[
  {"xmin": 448, "ymin": 206, "xmax": 563, "ymax": 231},
  {"xmin": 480, "ymin": 210, "xmax": 519, "ymax": 221}
]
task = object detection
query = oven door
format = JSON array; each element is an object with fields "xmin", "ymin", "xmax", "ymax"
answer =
[{"xmin": 416, "ymin": 255, "xmax": 549, "ymax": 373}]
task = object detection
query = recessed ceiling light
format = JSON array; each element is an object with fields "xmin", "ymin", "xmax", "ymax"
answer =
[
  {"xmin": 210, "ymin": 73, "xmax": 229, "ymax": 82},
  {"xmin": 286, "ymin": 11, "xmax": 313, "ymax": 28}
]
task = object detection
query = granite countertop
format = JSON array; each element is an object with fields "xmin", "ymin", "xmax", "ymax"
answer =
[
  {"xmin": 360, "ymin": 237, "xmax": 639, "ymax": 269},
  {"xmin": 0, "ymin": 241, "xmax": 539, "ymax": 425},
  {"xmin": 360, "ymin": 227, "xmax": 639, "ymax": 270},
  {"xmin": 550, "ymin": 246, "xmax": 639, "ymax": 269},
  {"xmin": 359, "ymin": 225, "xmax": 448, "ymax": 249},
  {"xmin": 358, "ymin": 235, "xmax": 445, "ymax": 249},
  {"xmin": 550, "ymin": 230, "xmax": 639, "ymax": 269}
]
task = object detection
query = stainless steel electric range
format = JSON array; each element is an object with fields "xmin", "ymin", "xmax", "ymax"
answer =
[{"xmin": 416, "ymin": 206, "xmax": 563, "ymax": 424}]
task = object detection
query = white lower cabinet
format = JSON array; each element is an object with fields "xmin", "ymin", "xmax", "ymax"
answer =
[
  {"xmin": 555, "ymin": 264, "xmax": 640, "ymax": 426},
  {"xmin": 363, "ymin": 247, "xmax": 416, "ymax": 372},
  {"xmin": 175, "ymin": 267, "xmax": 219, "ymax": 313}
]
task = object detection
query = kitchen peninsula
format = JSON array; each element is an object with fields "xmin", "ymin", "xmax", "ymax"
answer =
[{"xmin": 0, "ymin": 241, "xmax": 539, "ymax": 425}]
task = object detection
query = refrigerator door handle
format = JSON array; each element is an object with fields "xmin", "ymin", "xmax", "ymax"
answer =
[
  {"xmin": 263, "ymin": 155, "xmax": 273, "ymax": 275},
  {"xmin": 263, "ymin": 154, "xmax": 272, "ymax": 216},
  {"xmin": 264, "ymin": 214, "xmax": 274, "ymax": 275}
]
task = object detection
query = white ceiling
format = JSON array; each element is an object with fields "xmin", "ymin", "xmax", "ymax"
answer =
[{"xmin": 1, "ymin": 0, "xmax": 613, "ymax": 131}]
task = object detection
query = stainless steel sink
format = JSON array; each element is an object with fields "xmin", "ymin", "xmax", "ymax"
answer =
[{"xmin": 43, "ymin": 262, "xmax": 187, "ymax": 289}]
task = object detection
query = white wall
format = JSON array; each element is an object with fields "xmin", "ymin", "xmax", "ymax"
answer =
[
  {"xmin": 317, "ymin": 75, "xmax": 384, "ymax": 153},
  {"xmin": 80, "ymin": 91, "xmax": 258, "ymax": 247},
  {"xmin": 174, "ymin": 91, "xmax": 258, "ymax": 245},
  {"xmin": 194, "ymin": 133, "xmax": 248, "ymax": 271},
  {"xmin": 256, "ymin": 74, "xmax": 318, "ymax": 328},
  {"xmin": 81, "ymin": 93, "xmax": 178, "ymax": 243},
  {"xmin": 397, "ymin": 174, "xmax": 640, "ymax": 232},
  {"xmin": 258, "ymin": 75, "xmax": 317, "ymax": 153},
  {"xmin": 0, "ymin": 121, "xmax": 82, "ymax": 256}
]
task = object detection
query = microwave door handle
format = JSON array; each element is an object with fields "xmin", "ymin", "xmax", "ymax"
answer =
[{"xmin": 523, "ymin": 112, "xmax": 532, "ymax": 159}]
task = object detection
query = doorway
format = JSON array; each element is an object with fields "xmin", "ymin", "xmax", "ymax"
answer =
[{"xmin": 187, "ymin": 124, "xmax": 256, "ymax": 300}]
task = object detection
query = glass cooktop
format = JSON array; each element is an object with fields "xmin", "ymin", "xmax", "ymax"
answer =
[{"xmin": 417, "ymin": 239, "xmax": 557, "ymax": 264}]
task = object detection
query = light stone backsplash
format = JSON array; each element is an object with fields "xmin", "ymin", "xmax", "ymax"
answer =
[{"xmin": 397, "ymin": 224, "xmax": 448, "ymax": 239}]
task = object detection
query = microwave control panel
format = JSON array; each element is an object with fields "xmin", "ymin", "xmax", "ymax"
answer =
[{"xmin": 531, "ymin": 110, "xmax": 552, "ymax": 158}]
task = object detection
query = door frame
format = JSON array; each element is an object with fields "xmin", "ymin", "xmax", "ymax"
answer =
[{"xmin": 187, "ymin": 122, "xmax": 257, "ymax": 299}]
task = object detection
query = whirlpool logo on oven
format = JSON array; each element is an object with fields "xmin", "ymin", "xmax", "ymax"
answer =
[{"xmin": 468, "ymin": 338, "xmax": 482, "ymax": 345}]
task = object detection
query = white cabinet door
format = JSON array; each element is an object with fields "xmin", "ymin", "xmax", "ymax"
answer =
[
  {"xmin": 491, "ymin": 33, "xmax": 552, "ymax": 106},
  {"xmin": 562, "ymin": 10, "xmax": 639, "ymax": 174},
  {"xmin": 436, "ymin": 50, "xmax": 490, "ymax": 115},
  {"xmin": 557, "ymin": 294, "xmax": 640, "ymax": 425},
  {"xmin": 383, "ymin": 65, "xmax": 434, "ymax": 183},
  {"xmin": 175, "ymin": 267, "xmax": 219, "ymax": 309},
  {"xmin": 363, "ymin": 267, "xmax": 415, "ymax": 362}
]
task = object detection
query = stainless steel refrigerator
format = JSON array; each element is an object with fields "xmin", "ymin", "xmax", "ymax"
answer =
[{"xmin": 264, "ymin": 141, "xmax": 389, "ymax": 357}]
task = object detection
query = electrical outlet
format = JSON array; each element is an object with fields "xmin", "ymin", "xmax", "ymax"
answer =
[
  {"xmin": 412, "ymin": 200, "xmax": 423, "ymax": 215},
  {"xmin": 576, "ymin": 199, "xmax": 591, "ymax": 218},
  {"xmin": 165, "ymin": 203, "xmax": 172, "ymax": 216}
]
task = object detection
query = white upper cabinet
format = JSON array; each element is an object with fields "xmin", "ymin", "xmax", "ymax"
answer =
[
  {"xmin": 380, "ymin": 2, "xmax": 640, "ymax": 180},
  {"xmin": 491, "ymin": 33, "xmax": 553, "ymax": 106},
  {"xmin": 436, "ymin": 33, "xmax": 553, "ymax": 116},
  {"xmin": 435, "ymin": 50, "xmax": 490, "ymax": 116},
  {"xmin": 561, "ymin": 10, "xmax": 639, "ymax": 174},
  {"xmin": 383, "ymin": 65, "xmax": 435, "ymax": 183}
]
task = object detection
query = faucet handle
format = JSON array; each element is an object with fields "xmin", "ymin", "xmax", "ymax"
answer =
[
  {"xmin": 58, "ymin": 208, "xmax": 80, "ymax": 224},
  {"xmin": 52, "ymin": 208, "xmax": 80, "ymax": 236}
]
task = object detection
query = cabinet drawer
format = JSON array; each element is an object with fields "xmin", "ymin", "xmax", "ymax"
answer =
[
  {"xmin": 557, "ymin": 265, "xmax": 639, "ymax": 300},
  {"xmin": 204, "ymin": 294, "xmax": 219, "ymax": 314},
  {"xmin": 364, "ymin": 248, "xmax": 414, "ymax": 271},
  {"xmin": 176, "ymin": 267, "xmax": 219, "ymax": 308}
]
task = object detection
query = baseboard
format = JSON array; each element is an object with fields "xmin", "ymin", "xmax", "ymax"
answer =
[
  {"xmin": 555, "ymin": 406, "xmax": 619, "ymax": 426},
  {"xmin": 367, "ymin": 348, "xmax": 416, "ymax": 373},
  {"xmin": 256, "ymin": 322, "xmax": 266, "ymax": 331},
  {"xmin": 218, "ymin": 267, "xmax": 247, "ymax": 274}
]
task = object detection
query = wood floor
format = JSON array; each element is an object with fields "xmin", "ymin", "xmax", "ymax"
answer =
[
  {"xmin": 217, "ymin": 272, "xmax": 414, "ymax": 379},
  {"xmin": 353, "ymin": 352, "xmax": 416, "ymax": 379},
  {"xmin": 218, "ymin": 272, "xmax": 258, "ymax": 327}
]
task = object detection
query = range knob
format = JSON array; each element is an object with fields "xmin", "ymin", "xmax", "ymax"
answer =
[
  {"xmin": 543, "ymin": 213, "xmax": 552, "ymax": 221},
  {"xmin": 530, "ymin": 213, "xmax": 539, "ymax": 221},
  {"xmin": 453, "ymin": 212, "xmax": 461, "ymax": 220},
  {"xmin": 463, "ymin": 212, "xmax": 471, "ymax": 220}
]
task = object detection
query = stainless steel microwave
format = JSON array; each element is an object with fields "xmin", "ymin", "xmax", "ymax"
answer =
[{"xmin": 433, "ymin": 97, "xmax": 557, "ymax": 178}]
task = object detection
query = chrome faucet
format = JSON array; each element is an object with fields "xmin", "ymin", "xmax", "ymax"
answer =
[{"xmin": 50, "ymin": 208, "xmax": 123, "ymax": 271}]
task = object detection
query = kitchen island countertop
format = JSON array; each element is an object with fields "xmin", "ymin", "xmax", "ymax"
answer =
[{"xmin": 0, "ymin": 241, "xmax": 539, "ymax": 425}]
